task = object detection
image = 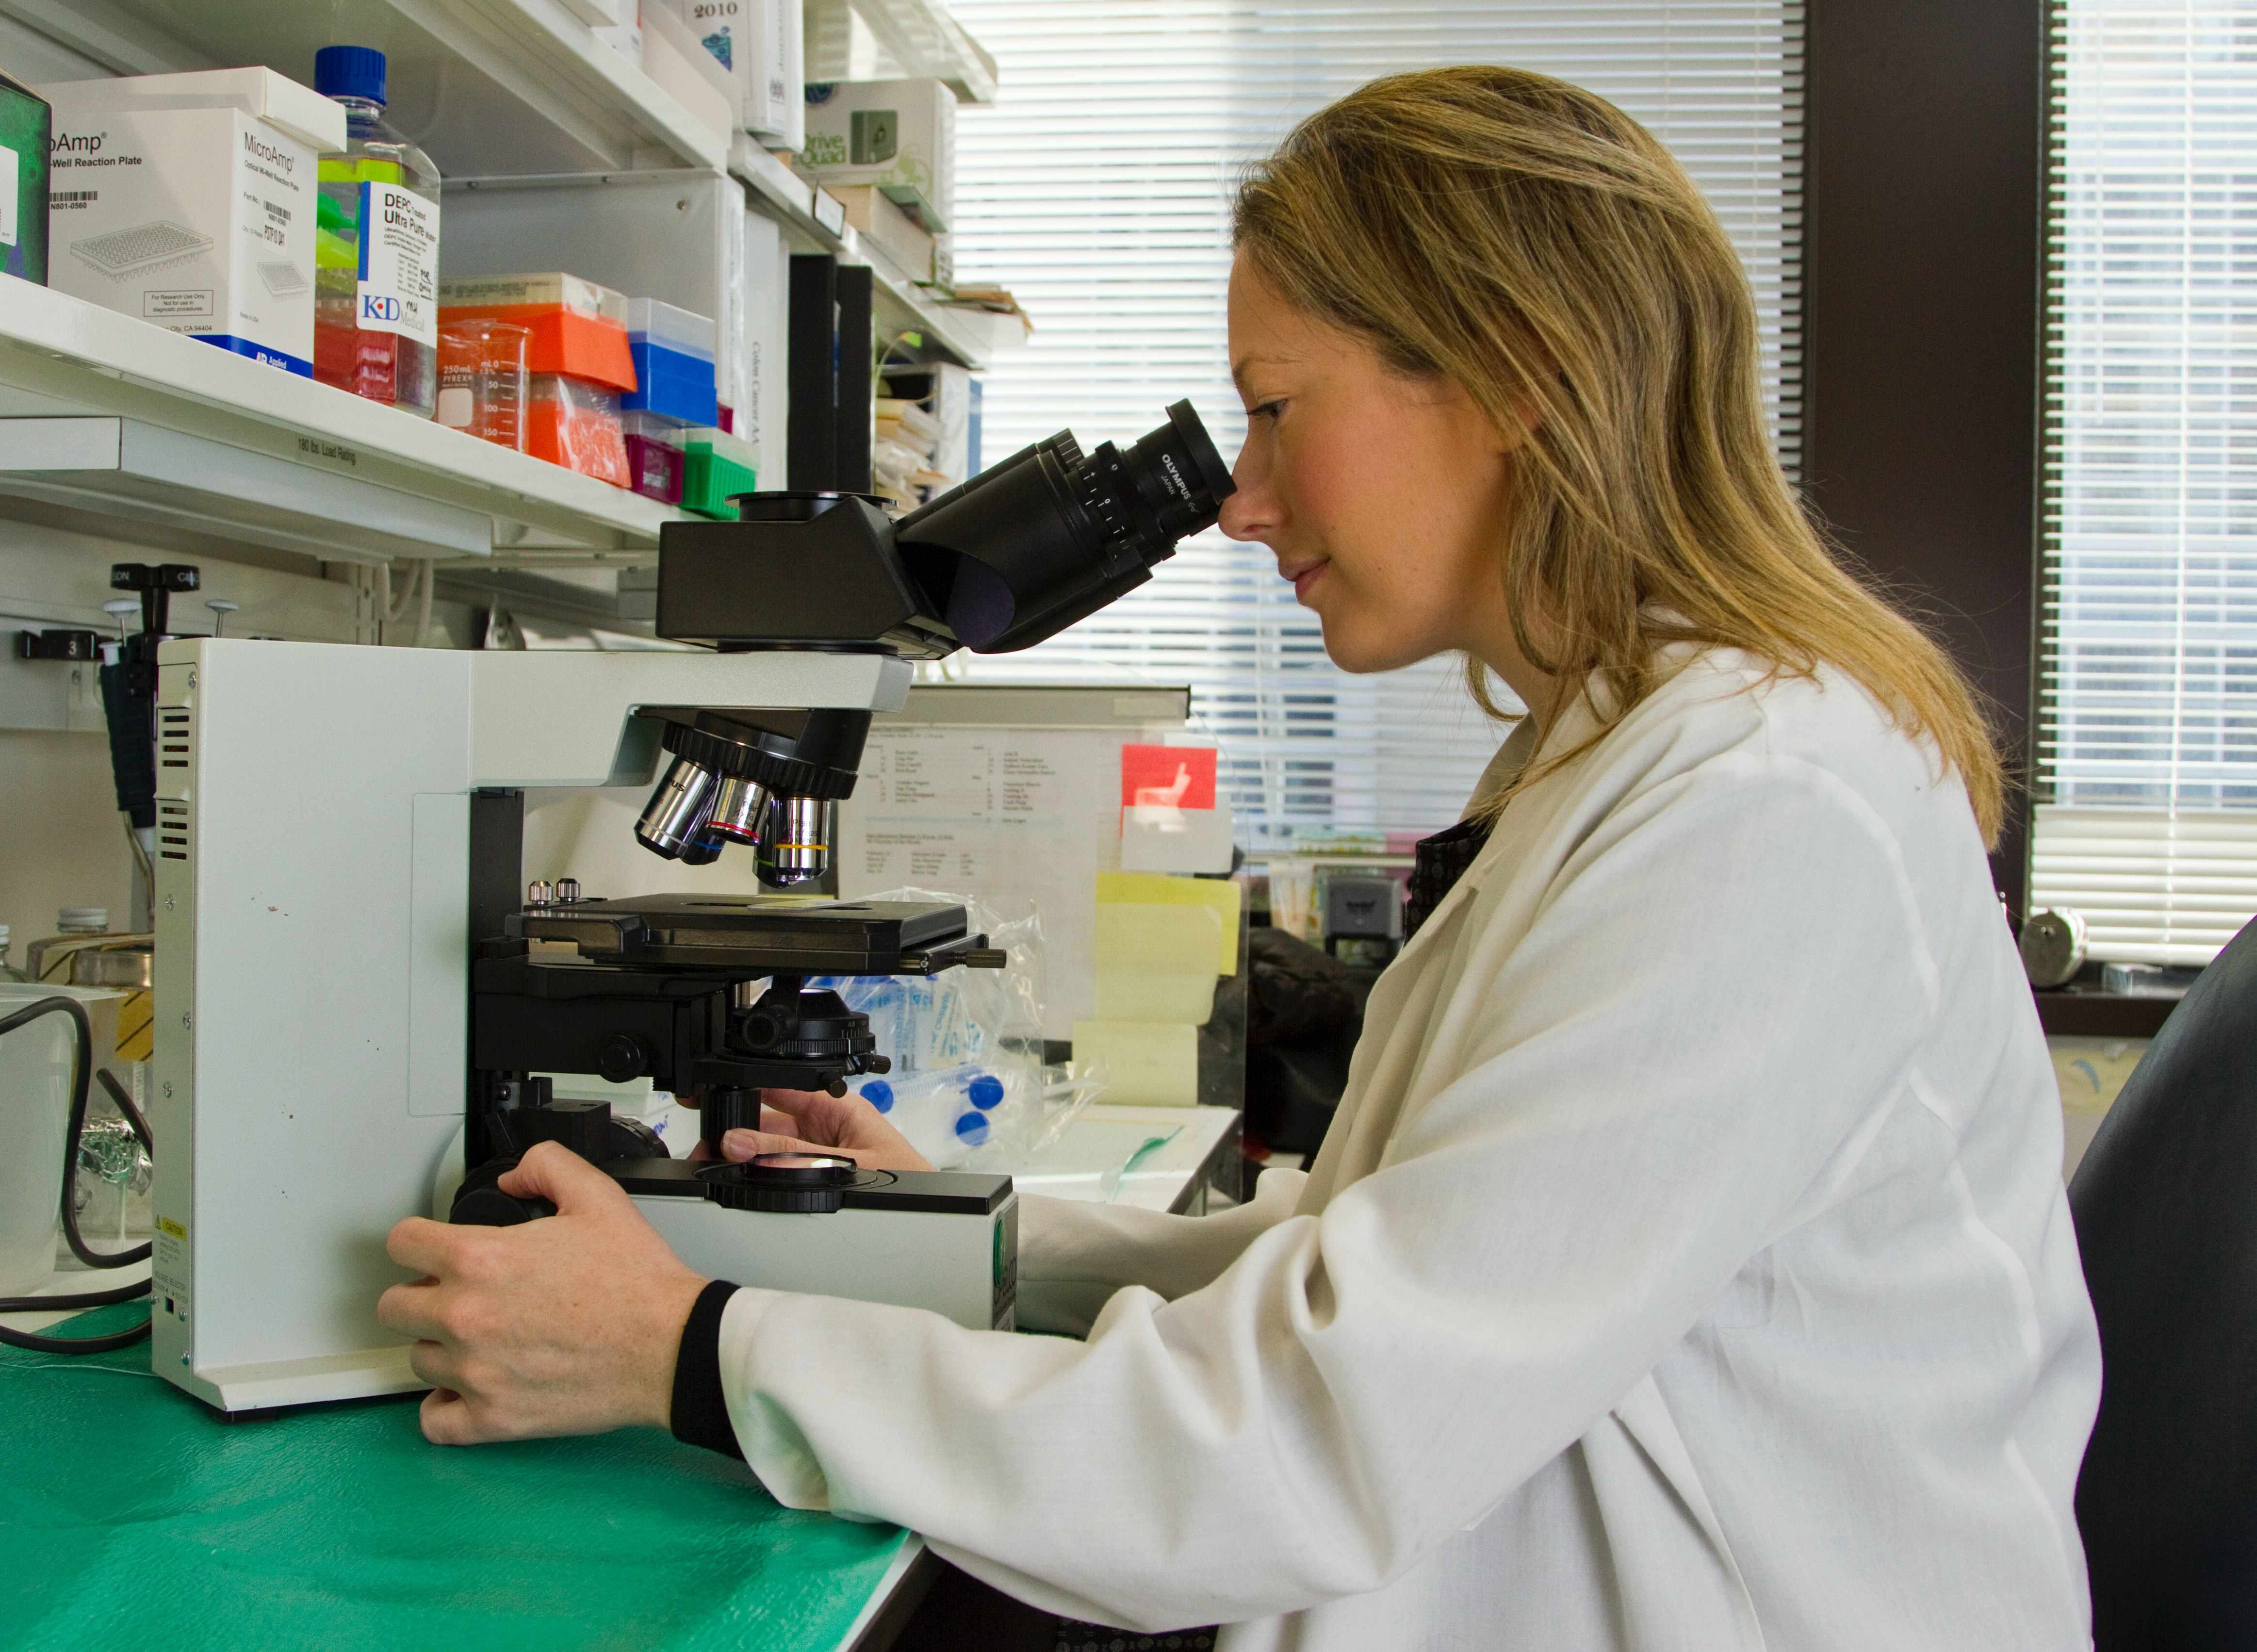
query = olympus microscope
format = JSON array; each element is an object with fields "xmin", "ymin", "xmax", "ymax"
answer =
[{"xmin": 145, "ymin": 403, "xmax": 1233, "ymax": 1413}]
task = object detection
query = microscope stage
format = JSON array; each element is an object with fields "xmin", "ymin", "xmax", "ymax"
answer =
[{"xmin": 509, "ymin": 895, "xmax": 994, "ymax": 976}]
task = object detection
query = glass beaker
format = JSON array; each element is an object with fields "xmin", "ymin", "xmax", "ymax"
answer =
[{"xmin": 437, "ymin": 319, "xmax": 532, "ymax": 452}]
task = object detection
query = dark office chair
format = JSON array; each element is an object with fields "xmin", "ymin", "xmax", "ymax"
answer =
[{"xmin": 2071, "ymin": 913, "xmax": 2257, "ymax": 1649}]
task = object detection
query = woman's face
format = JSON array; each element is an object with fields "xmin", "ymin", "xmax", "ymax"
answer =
[{"xmin": 1218, "ymin": 255, "xmax": 1533, "ymax": 691}]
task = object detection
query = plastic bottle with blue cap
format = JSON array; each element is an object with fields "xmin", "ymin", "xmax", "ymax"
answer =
[
  {"xmin": 855, "ymin": 1063, "xmax": 1007, "ymax": 1166},
  {"xmin": 311, "ymin": 46, "xmax": 441, "ymax": 418}
]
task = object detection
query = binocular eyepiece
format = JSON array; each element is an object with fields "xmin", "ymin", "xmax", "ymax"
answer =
[{"xmin": 640, "ymin": 401, "xmax": 1236, "ymax": 883}]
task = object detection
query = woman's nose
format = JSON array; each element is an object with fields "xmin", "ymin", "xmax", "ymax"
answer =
[{"xmin": 1219, "ymin": 446, "xmax": 1277, "ymax": 542}]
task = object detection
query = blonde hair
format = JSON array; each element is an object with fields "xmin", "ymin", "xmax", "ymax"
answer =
[{"xmin": 1232, "ymin": 65, "xmax": 2005, "ymax": 843}]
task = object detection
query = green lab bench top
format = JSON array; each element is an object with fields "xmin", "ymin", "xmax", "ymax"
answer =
[{"xmin": 0, "ymin": 1304, "xmax": 907, "ymax": 1651}]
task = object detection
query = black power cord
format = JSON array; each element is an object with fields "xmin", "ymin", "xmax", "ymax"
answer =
[{"xmin": 0, "ymin": 995, "xmax": 155, "ymax": 1354}]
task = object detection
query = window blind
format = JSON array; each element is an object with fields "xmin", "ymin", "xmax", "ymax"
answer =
[
  {"xmin": 938, "ymin": 0, "xmax": 1805, "ymax": 844},
  {"xmin": 2032, "ymin": 0, "xmax": 2257, "ymax": 963}
]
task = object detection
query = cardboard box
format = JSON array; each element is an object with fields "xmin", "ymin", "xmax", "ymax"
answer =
[
  {"xmin": 41, "ymin": 70, "xmax": 344, "ymax": 376},
  {"xmin": 593, "ymin": 0, "xmax": 643, "ymax": 67},
  {"xmin": 801, "ymin": 78, "xmax": 954, "ymax": 222},
  {"xmin": 44, "ymin": 68, "xmax": 343, "ymax": 153},
  {"xmin": 642, "ymin": 1, "xmax": 738, "ymax": 142},
  {"xmin": 830, "ymin": 183, "xmax": 934, "ymax": 283},
  {"xmin": 674, "ymin": 0, "xmax": 801, "ymax": 144},
  {"xmin": 0, "ymin": 70, "xmax": 49, "ymax": 283}
]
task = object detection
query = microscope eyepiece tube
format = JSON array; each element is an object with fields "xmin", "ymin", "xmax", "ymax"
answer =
[
  {"xmin": 635, "ymin": 754, "xmax": 719, "ymax": 860},
  {"xmin": 706, "ymin": 775, "xmax": 769, "ymax": 845},
  {"xmin": 756, "ymin": 794, "xmax": 834, "ymax": 886}
]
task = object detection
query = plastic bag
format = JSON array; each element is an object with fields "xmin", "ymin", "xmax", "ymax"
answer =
[
  {"xmin": 816, "ymin": 886, "xmax": 1102, "ymax": 1167},
  {"xmin": 976, "ymin": 1059, "xmax": 1110, "ymax": 1171}
]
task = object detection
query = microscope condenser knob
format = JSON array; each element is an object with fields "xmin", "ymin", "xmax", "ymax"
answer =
[{"xmin": 597, "ymin": 1034, "xmax": 650, "ymax": 1083}]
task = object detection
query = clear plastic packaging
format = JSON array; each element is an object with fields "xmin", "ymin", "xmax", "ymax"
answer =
[
  {"xmin": 526, "ymin": 372, "xmax": 630, "ymax": 487},
  {"xmin": 820, "ymin": 886, "xmax": 1105, "ymax": 1168},
  {"xmin": 313, "ymin": 48, "xmax": 440, "ymax": 418},
  {"xmin": 436, "ymin": 319, "xmax": 530, "ymax": 451}
]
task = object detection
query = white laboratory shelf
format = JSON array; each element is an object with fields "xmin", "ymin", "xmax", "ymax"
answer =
[
  {"xmin": 0, "ymin": 274, "xmax": 690, "ymax": 560},
  {"xmin": 731, "ymin": 138, "xmax": 993, "ymax": 370},
  {"xmin": 852, "ymin": 0, "xmax": 1000, "ymax": 102},
  {"xmin": 16, "ymin": 0, "xmax": 998, "ymax": 369},
  {"xmin": 13, "ymin": 0, "xmax": 728, "ymax": 176}
]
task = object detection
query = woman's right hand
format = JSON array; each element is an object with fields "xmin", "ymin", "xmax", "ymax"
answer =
[{"xmin": 718, "ymin": 1086, "xmax": 934, "ymax": 1174}]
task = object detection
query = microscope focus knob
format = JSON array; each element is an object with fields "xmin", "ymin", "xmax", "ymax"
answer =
[
  {"xmin": 449, "ymin": 1155, "xmax": 560, "ymax": 1225},
  {"xmin": 597, "ymin": 1034, "xmax": 650, "ymax": 1083},
  {"xmin": 450, "ymin": 1185, "xmax": 559, "ymax": 1226}
]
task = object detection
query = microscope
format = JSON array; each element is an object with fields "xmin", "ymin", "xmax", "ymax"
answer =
[{"xmin": 145, "ymin": 404, "xmax": 1233, "ymax": 1413}]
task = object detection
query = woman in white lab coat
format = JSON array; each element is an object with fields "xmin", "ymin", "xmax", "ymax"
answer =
[{"xmin": 380, "ymin": 66, "xmax": 2102, "ymax": 1650}]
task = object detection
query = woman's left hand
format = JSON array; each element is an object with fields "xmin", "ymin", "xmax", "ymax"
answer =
[
  {"xmin": 716, "ymin": 1085, "xmax": 935, "ymax": 1174},
  {"xmin": 377, "ymin": 1143, "xmax": 707, "ymax": 1445}
]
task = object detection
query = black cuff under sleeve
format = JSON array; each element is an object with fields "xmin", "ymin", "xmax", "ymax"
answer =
[{"xmin": 670, "ymin": 1279, "xmax": 744, "ymax": 1459}]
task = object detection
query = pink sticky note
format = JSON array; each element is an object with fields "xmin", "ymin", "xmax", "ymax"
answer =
[{"xmin": 1121, "ymin": 744, "xmax": 1217, "ymax": 809}]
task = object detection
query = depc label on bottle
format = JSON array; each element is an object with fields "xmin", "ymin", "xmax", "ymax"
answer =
[{"xmin": 355, "ymin": 177, "xmax": 437, "ymax": 345}]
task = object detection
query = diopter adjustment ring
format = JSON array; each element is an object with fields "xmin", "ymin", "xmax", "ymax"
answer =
[{"xmin": 1072, "ymin": 446, "xmax": 1140, "ymax": 576}]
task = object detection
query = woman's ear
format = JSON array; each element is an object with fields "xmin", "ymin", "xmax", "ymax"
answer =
[{"xmin": 1495, "ymin": 353, "xmax": 1557, "ymax": 453}]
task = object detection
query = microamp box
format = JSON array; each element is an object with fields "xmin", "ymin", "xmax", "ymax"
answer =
[{"xmin": 41, "ymin": 69, "xmax": 345, "ymax": 375}]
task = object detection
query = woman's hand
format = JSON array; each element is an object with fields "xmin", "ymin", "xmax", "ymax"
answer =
[
  {"xmin": 376, "ymin": 1143, "xmax": 707, "ymax": 1445},
  {"xmin": 719, "ymin": 1085, "xmax": 935, "ymax": 1174}
]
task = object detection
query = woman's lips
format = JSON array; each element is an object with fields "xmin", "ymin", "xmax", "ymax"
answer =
[{"xmin": 1284, "ymin": 560, "xmax": 1327, "ymax": 601}]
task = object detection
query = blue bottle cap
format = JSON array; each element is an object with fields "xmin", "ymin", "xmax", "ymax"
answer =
[
  {"xmin": 314, "ymin": 46, "xmax": 388, "ymax": 106},
  {"xmin": 967, "ymin": 1074, "xmax": 1005, "ymax": 1110},
  {"xmin": 861, "ymin": 1080, "xmax": 894, "ymax": 1113},
  {"xmin": 953, "ymin": 1111, "xmax": 990, "ymax": 1145}
]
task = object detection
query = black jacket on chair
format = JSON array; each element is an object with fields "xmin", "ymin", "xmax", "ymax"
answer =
[{"xmin": 2071, "ymin": 914, "xmax": 2257, "ymax": 1649}]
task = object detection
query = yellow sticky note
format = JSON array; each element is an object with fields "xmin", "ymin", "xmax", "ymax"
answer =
[
  {"xmin": 1071, "ymin": 1020, "xmax": 1199, "ymax": 1105},
  {"xmin": 1095, "ymin": 871, "xmax": 1241, "ymax": 976},
  {"xmin": 1094, "ymin": 903, "xmax": 1221, "ymax": 1023}
]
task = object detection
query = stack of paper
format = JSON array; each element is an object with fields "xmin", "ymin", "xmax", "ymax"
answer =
[{"xmin": 1071, "ymin": 872, "xmax": 1242, "ymax": 1106}]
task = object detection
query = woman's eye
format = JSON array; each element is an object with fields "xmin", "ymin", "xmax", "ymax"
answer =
[{"xmin": 1247, "ymin": 400, "xmax": 1284, "ymax": 421}]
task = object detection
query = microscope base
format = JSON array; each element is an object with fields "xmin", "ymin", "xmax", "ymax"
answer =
[{"xmin": 622, "ymin": 1159, "xmax": 1017, "ymax": 1333}]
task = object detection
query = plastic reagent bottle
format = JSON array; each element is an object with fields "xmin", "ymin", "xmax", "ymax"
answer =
[
  {"xmin": 857, "ymin": 1065, "xmax": 1008, "ymax": 1158},
  {"xmin": 0, "ymin": 927, "xmax": 25, "ymax": 984},
  {"xmin": 312, "ymin": 47, "xmax": 441, "ymax": 418}
]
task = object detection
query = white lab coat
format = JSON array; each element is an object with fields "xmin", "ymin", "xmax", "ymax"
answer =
[{"xmin": 714, "ymin": 647, "xmax": 2102, "ymax": 1650}]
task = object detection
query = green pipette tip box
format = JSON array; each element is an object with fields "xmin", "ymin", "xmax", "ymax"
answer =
[
  {"xmin": 682, "ymin": 438, "xmax": 757, "ymax": 520},
  {"xmin": 0, "ymin": 66, "xmax": 49, "ymax": 284}
]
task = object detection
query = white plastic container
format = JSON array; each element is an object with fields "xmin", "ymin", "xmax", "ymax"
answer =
[{"xmin": 0, "ymin": 983, "xmax": 125, "ymax": 1292}]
